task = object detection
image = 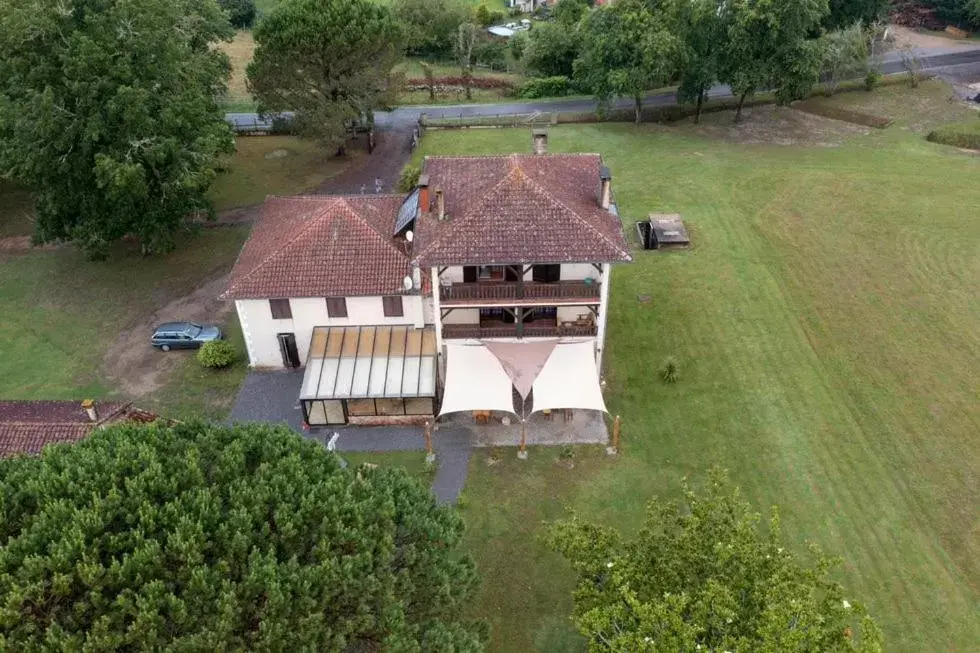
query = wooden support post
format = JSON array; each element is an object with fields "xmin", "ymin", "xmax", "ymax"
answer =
[
  {"xmin": 607, "ymin": 415, "xmax": 621, "ymax": 456},
  {"xmin": 424, "ymin": 421, "xmax": 435, "ymax": 464},
  {"xmin": 518, "ymin": 420, "xmax": 528, "ymax": 459}
]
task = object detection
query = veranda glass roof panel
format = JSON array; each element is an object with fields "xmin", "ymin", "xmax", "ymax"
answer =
[{"xmin": 300, "ymin": 325, "xmax": 436, "ymax": 400}]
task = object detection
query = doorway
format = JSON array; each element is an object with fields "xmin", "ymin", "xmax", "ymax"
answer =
[{"xmin": 277, "ymin": 332, "xmax": 301, "ymax": 368}]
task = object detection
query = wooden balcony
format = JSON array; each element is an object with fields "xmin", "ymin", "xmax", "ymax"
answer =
[
  {"xmin": 439, "ymin": 280, "xmax": 600, "ymax": 306},
  {"xmin": 443, "ymin": 320, "xmax": 597, "ymax": 340}
]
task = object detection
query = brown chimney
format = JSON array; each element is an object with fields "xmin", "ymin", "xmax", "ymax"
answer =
[
  {"xmin": 532, "ymin": 128, "xmax": 548, "ymax": 155},
  {"xmin": 435, "ymin": 188, "xmax": 445, "ymax": 220},
  {"xmin": 599, "ymin": 165, "xmax": 612, "ymax": 210},
  {"xmin": 81, "ymin": 399, "xmax": 98, "ymax": 422},
  {"xmin": 417, "ymin": 174, "xmax": 430, "ymax": 216}
]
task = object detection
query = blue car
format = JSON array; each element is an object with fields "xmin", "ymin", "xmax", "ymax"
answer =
[{"xmin": 151, "ymin": 322, "xmax": 222, "ymax": 351}]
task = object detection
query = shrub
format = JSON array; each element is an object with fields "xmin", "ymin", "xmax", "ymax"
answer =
[
  {"xmin": 197, "ymin": 340, "xmax": 237, "ymax": 369},
  {"xmin": 660, "ymin": 356, "xmax": 679, "ymax": 384},
  {"xmin": 865, "ymin": 68, "xmax": 882, "ymax": 91},
  {"xmin": 518, "ymin": 75, "xmax": 570, "ymax": 99},
  {"xmin": 927, "ymin": 120, "xmax": 980, "ymax": 149},
  {"xmin": 218, "ymin": 0, "xmax": 256, "ymax": 29},
  {"xmin": 397, "ymin": 165, "xmax": 421, "ymax": 193},
  {"xmin": 558, "ymin": 445, "xmax": 575, "ymax": 460}
]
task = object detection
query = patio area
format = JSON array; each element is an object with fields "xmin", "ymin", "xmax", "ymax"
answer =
[{"xmin": 439, "ymin": 410, "xmax": 609, "ymax": 448}]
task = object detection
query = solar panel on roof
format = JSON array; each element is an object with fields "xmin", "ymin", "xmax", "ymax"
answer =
[{"xmin": 394, "ymin": 188, "xmax": 420, "ymax": 235}]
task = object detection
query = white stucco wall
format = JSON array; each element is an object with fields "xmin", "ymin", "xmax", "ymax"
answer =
[
  {"xmin": 561, "ymin": 263, "xmax": 602, "ymax": 281},
  {"xmin": 236, "ymin": 295, "xmax": 427, "ymax": 369},
  {"xmin": 441, "ymin": 308, "xmax": 480, "ymax": 325},
  {"xmin": 557, "ymin": 306, "xmax": 591, "ymax": 323}
]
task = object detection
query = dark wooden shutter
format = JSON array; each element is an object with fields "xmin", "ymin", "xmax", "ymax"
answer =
[
  {"xmin": 463, "ymin": 266, "xmax": 478, "ymax": 283},
  {"xmin": 532, "ymin": 264, "xmax": 560, "ymax": 283},
  {"xmin": 382, "ymin": 296, "xmax": 404, "ymax": 317},
  {"xmin": 326, "ymin": 297, "xmax": 348, "ymax": 318},
  {"xmin": 269, "ymin": 298, "xmax": 292, "ymax": 319}
]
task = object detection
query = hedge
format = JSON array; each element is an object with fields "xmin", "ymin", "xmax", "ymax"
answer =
[
  {"xmin": 405, "ymin": 76, "xmax": 515, "ymax": 91},
  {"xmin": 518, "ymin": 76, "xmax": 570, "ymax": 99},
  {"xmin": 926, "ymin": 120, "xmax": 980, "ymax": 149}
]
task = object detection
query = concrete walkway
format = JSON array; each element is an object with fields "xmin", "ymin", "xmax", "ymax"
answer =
[{"xmin": 228, "ymin": 371, "xmax": 472, "ymax": 503}]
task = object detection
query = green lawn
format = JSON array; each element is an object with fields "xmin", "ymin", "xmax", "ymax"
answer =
[
  {"xmin": 209, "ymin": 136, "xmax": 357, "ymax": 211},
  {"xmin": 343, "ymin": 450, "xmax": 437, "ymax": 483},
  {"xmin": 414, "ymin": 84, "xmax": 980, "ymax": 652},
  {"xmin": 0, "ymin": 228, "xmax": 249, "ymax": 401}
]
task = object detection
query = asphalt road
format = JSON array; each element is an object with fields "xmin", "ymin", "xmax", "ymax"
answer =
[{"xmin": 226, "ymin": 45, "xmax": 980, "ymax": 131}]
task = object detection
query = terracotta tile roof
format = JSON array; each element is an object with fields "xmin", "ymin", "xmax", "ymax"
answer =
[
  {"xmin": 221, "ymin": 196, "xmax": 414, "ymax": 300},
  {"xmin": 0, "ymin": 401, "xmax": 131, "ymax": 458},
  {"xmin": 412, "ymin": 154, "xmax": 632, "ymax": 266}
]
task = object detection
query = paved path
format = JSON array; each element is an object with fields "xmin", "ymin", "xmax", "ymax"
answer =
[{"xmin": 228, "ymin": 371, "xmax": 472, "ymax": 503}]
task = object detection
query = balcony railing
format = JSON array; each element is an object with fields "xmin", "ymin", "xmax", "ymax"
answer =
[
  {"xmin": 440, "ymin": 280, "xmax": 600, "ymax": 305},
  {"xmin": 443, "ymin": 322, "xmax": 597, "ymax": 339}
]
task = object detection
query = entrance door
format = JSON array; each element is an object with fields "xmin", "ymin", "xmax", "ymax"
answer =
[{"xmin": 277, "ymin": 332, "xmax": 301, "ymax": 368}]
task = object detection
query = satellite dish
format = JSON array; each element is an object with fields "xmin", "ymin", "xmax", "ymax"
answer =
[
  {"xmin": 406, "ymin": 230, "xmax": 414, "ymax": 242},
  {"xmin": 403, "ymin": 276, "xmax": 413, "ymax": 291}
]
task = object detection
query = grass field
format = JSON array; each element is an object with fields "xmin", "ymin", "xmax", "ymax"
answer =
[
  {"xmin": 209, "ymin": 136, "xmax": 357, "ymax": 211},
  {"xmin": 413, "ymin": 83, "xmax": 980, "ymax": 651},
  {"xmin": 0, "ymin": 229, "xmax": 249, "ymax": 402}
]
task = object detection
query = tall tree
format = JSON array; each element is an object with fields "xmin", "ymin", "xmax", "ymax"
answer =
[
  {"xmin": 575, "ymin": 0, "xmax": 682, "ymax": 124},
  {"xmin": 0, "ymin": 0, "xmax": 235, "ymax": 258},
  {"xmin": 546, "ymin": 469, "xmax": 884, "ymax": 652},
  {"xmin": 553, "ymin": 0, "xmax": 591, "ymax": 26},
  {"xmin": 823, "ymin": 0, "xmax": 889, "ymax": 30},
  {"xmin": 392, "ymin": 0, "xmax": 471, "ymax": 58},
  {"xmin": 821, "ymin": 22, "xmax": 871, "ymax": 95},
  {"xmin": 721, "ymin": 0, "xmax": 828, "ymax": 122},
  {"xmin": 247, "ymin": 0, "xmax": 402, "ymax": 149},
  {"xmin": 674, "ymin": 0, "xmax": 730, "ymax": 123},
  {"xmin": 456, "ymin": 22, "xmax": 479, "ymax": 101},
  {"xmin": 524, "ymin": 21, "xmax": 581, "ymax": 78},
  {"xmin": 0, "ymin": 422, "xmax": 486, "ymax": 651}
]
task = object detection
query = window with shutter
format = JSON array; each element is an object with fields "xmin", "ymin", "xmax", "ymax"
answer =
[
  {"xmin": 463, "ymin": 266, "xmax": 478, "ymax": 283},
  {"xmin": 325, "ymin": 297, "xmax": 348, "ymax": 318},
  {"xmin": 269, "ymin": 298, "xmax": 292, "ymax": 319},
  {"xmin": 382, "ymin": 296, "xmax": 404, "ymax": 317}
]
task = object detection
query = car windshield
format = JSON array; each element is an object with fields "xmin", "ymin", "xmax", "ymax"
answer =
[{"xmin": 183, "ymin": 324, "xmax": 203, "ymax": 337}]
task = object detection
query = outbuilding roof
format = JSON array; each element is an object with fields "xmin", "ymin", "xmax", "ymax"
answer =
[
  {"xmin": 0, "ymin": 401, "xmax": 131, "ymax": 457},
  {"xmin": 411, "ymin": 154, "xmax": 631, "ymax": 266},
  {"xmin": 221, "ymin": 195, "xmax": 413, "ymax": 300}
]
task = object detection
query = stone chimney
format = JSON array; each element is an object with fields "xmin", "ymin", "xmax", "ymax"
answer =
[
  {"xmin": 417, "ymin": 174, "xmax": 430, "ymax": 217},
  {"xmin": 435, "ymin": 188, "xmax": 445, "ymax": 220},
  {"xmin": 81, "ymin": 399, "xmax": 98, "ymax": 422},
  {"xmin": 532, "ymin": 128, "xmax": 548, "ymax": 155},
  {"xmin": 599, "ymin": 165, "xmax": 612, "ymax": 210}
]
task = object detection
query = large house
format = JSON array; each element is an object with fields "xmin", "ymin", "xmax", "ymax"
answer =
[{"xmin": 222, "ymin": 134, "xmax": 631, "ymax": 426}]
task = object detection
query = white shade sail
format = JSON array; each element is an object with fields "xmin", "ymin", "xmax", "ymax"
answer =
[
  {"xmin": 531, "ymin": 341, "xmax": 607, "ymax": 414},
  {"xmin": 439, "ymin": 343, "xmax": 517, "ymax": 417}
]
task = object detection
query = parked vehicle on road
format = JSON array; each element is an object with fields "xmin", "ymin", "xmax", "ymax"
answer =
[{"xmin": 151, "ymin": 322, "xmax": 222, "ymax": 351}]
